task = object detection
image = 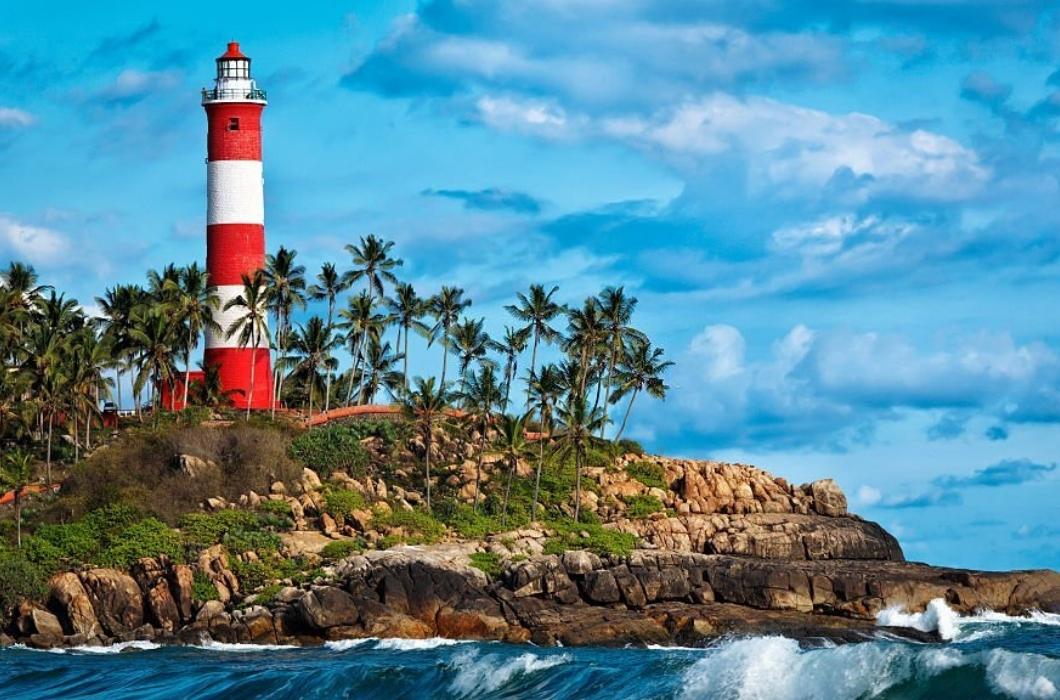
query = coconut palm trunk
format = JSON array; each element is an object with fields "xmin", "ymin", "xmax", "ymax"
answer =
[
  {"xmin": 45, "ymin": 413, "xmax": 53, "ymax": 485},
  {"xmin": 424, "ymin": 418, "xmax": 433, "ymax": 512},
  {"xmin": 473, "ymin": 429, "xmax": 487, "ymax": 514},
  {"xmin": 615, "ymin": 388, "xmax": 639, "ymax": 442},
  {"xmin": 246, "ymin": 327, "xmax": 258, "ymax": 421},
  {"xmin": 526, "ymin": 333, "xmax": 539, "ymax": 409},
  {"xmin": 502, "ymin": 454, "xmax": 516, "ymax": 527},
  {"xmin": 531, "ymin": 437, "xmax": 545, "ymax": 522},
  {"xmin": 14, "ymin": 489, "xmax": 22, "ymax": 548},
  {"xmin": 403, "ymin": 323, "xmax": 411, "ymax": 392},
  {"xmin": 183, "ymin": 342, "xmax": 194, "ymax": 410}
]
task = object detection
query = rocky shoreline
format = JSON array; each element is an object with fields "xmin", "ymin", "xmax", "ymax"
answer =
[{"xmin": 5, "ymin": 543, "xmax": 1059, "ymax": 651}]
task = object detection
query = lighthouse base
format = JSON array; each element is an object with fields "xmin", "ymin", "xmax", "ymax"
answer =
[{"xmin": 204, "ymin": 347, "xmax": 274, "ymax": 410}]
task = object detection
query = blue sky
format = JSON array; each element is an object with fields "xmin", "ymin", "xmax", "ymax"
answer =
[{"xmin": 1, "ymin": 1, "xmax": 1058, "ymax": 570}]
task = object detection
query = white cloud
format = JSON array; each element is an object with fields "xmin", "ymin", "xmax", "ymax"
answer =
[
  {"xmin": 0, "ymin": 107, "xmax": 34, "ymax": 128},
  {"xmin": 856, "ymin": 485, "xmax": 882, "ymax": 505},
  {"xmin": 0, "ymin": 214, "xmax": 70, "ymax": 265},
  {"xmin": 91, "ymin": 68, "xmax": 183, "ymax": 105}
]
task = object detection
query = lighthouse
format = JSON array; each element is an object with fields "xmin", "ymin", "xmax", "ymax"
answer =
[{"xmin": 201, "ymin": 42, "xmax": 272, "ymax": 409}]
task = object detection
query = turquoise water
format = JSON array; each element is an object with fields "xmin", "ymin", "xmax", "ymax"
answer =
[{"xmin": 3, "ymin": 611, "xmax": 1058, "ymax": 699}]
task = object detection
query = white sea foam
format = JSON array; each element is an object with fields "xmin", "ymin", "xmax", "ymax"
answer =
[
  {"xmin": 448, "ymin": 648, "xmax": 570, "ymax": 696},
  {"xmin": 197, "ymin": 640, "xmax": 298, "ymax": 652},
  {"xmin": 324, "ymin": 638, "xmax": 377, "ymax": 651},
  {"xmin": 374, "ymin": 637, "xmax": 471, "ymax": 651},
  {"xmin": 876, "ymin": 598, "xmax": 961, "ymax": 640},
  {"xmin": 9, "ymin": 640, "xmax": 162, "ymax": 654},
  {"xmin": 876, "ymin": 598, "xmax": 1060, "ymax": 642}
]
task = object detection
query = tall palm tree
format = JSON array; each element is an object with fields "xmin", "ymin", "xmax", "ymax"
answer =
[
  {"xmin": 2, "ymin": 262, "xmax": 50, "ymax": 335},
  {"xmin": 285, "ymin": 316, "xmax": 339, "ymax": 421},
  {"xmin": 497, "ymin": 412, "xmax": 531, "ymax": 526},
  {"xmin": 457, "ymin": 364, "xmax": 503, "ymax": 513},
  {"xmin": 565, "ymin": 297, "xmax": 605, "ymax": 399},
  {"xmin": 338, "ymin": 290, "xmax": 387, "ymax": 405},
  {"xmin": 400, "ymin": 377, "xmax": 451, "ymax": 512},
  {"xmin": 358, "ymin": 337, "xmax": 404, "ymax": 404},
  {"xmin": 596, "ymin": 286, "xmax": 645, "ymax": 436},
  {"xmin": 489, "ymin": 325, "xmax": 530, "ymax": 408},
  {"xmin": 387, "ymin": 282, "xmax": 428, "ymax": 391},
  {"xmin": 94, "ymin": 284, "xmax": 144, "ymax": 411},
  {"xmin": 68, "ymin": 328, "xmax": 112, "ymax": 456},
  {"xmin": 130, "ymin": 306, "xmax": 177, "ymax": 412},
  {"xmin": 166, "ymin": 264, "xmax": 221, "ymax": 409},
  {"xmin": 609, "ymin": 338, "xmax": 673, "ymax": 442},
  {"xmin": 450, "ymin": 317, "xmax": 493, "ymax": 392},
  {"xmin": 506, "ymin": 284, "xmax": 563, "ymax": 408},
  {"xmin": 426, "ymin": 286, "xmax": 471, "ymax": 389},
  {"xmin": 264, "ymin": 247, "xmax": 307, "ymax": 417},
  {"xmin": 146, "ymin": 264, "xmax": 182, "ymax": 306},
  {"xmin": 308, "ymin": 262, "xmax": 350, "ymax": 414},
  {"xmin": 344, "ymin": 234, "xmax": 403, "ymax": 306},
  {"xmin": 1, "ymin": 449, "xmax": 35, "ymax": 548},
  {"xmin": 224, "ymin": 271, "xmax": 272, "ymax": 421},
  {"xmin": 551, "ymin": 394, "xmax": 606, "ymax": 523},
  {"xmin": 527, "ymin": 363, "xmax": 564, "ymax": 521}
]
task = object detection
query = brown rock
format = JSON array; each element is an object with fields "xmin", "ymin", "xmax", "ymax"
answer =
[
  {"xmin": 809, "ymin": 479, "xmax": 847, "ymax": 517},
  {"xmin": 79, "ymin": 569, "xmax": 144, "ymax": 636},
  {"xmin": 48, "ymin": 572, "xmax": 102, "ymax": 639}
]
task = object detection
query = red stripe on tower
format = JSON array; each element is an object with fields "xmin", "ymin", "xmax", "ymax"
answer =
[{"xmin": 202, "ymin": 42, "xmax": 272, "ymax": 410}]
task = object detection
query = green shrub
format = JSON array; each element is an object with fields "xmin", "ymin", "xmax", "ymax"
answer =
[
  {"xmin": 543, "ymin": 519, "xmax": 636, "ymax": 557},
  {"xmin": 624, "ymin": 494, "xmax": 663, "ymax": 519},
  {"xmin": 626, "ymin": 461, "xmax": 667, "ymax": 490},
  {"xmin": 254, "ymin": 584, "xmax": 283, "ymax": 606},
  {"xmin": 468, "ymin": 551, "xmax": 503, "ymax": 577},
  {"xmin": 377, "ymin": 534, "xmax": 403, "ymax": 550},
  {"xmin": 320, "ymin": 539, "xmax": 364, "ymax": 561},
  {"xmin": 230, "ymin": 558, "xmax": 271, "ymax": 592},
  {"xmin": 97, "ymin": 518, "xmax": 183, "ymax": 569},
  {"xmin": 256, "ymin": 499, "xmax": 294, "ymax": 528},
  {"xmin": 324, "ymin": 489, "xmax": 367, "ymax": 519},
  {"xmin": 192, "ymin": 571, "xmax": 219, "ymax": 602},
  {"xmin": 179, "ymin": 510, "xmax": 280, "ymax": 556},
  {"xmin": 0, "ymin": 549, "xmax": 48, "ymax": 611},
  {"xmin": 435, "ymin": 501, "xmax": 502, "ymax": 539},
  {"xmin": 372, "ymin": 508, "xmax": 446, "ymax": 543},
  {"xmin": 288, "ymin": 426, "xmax": 372, "ymax": 477},
  {"xmin": 616, "ymin": 439, "xmax": 644, "ymax": 456}
]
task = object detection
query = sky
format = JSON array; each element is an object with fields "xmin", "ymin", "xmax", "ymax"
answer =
[{"xmin": 1, "ymin": 1, "xmax": 1059, "ymax": 571}]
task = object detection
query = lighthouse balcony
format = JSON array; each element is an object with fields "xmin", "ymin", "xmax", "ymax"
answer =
[{"xmin": 202, "ymin": 86, "xmax": 267, "ymax": 104}]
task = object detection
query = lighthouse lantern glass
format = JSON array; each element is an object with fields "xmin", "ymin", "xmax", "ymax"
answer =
[{"xmin": 218, "ymin": 58, "xmax": 250, "ymax": 79}]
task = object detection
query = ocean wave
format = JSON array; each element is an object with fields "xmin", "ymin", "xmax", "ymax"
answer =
[
  {"xmin": 375, "ymin": 637, "xmax": 472, "ymax": 651},
  {"xmin": 8, "ymin": 640, "xmax": 162, "ymax": 655},
  {"xmin": 324, "ymin": 638, "xmax": 377, "ymax": 651},
  {"xmin": 197, "ymin": 640, "xmax": 299, "ymax": 652},
  {"xmin": 877, "ymin": 598, "xmax": 1060, "ymax": 642},
  {"xmin": 678, "ymin": 635, "xmax": 1060, "ymax": 700},
  {"xmin": 448, "ymin": 648, "xmax": 571, "ymax": 697}
]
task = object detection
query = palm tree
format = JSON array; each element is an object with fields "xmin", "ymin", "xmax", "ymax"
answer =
[
  {"xmin": 609, "ymin": 338, "xmax": 673, "ymax": 442},
  {"xmin": 285, "ymin": 316, "xmax": 339, "ymax": 421},
  {"xmin": 456, "ymin": 364, "xmax": 503, "ymax": 512},
  {"xmin": 264, "ymin": 247, "xmax": 307, "ymax": 417},
  {"xmin": 2, "ymin": 262, "xmax": 50, "ymax": 335},
  {"xmin": 308, "ymin": 262, "xmax": 350, "ymax": 413},
  {"xmin": 191, "ymin": 360, "xmax": 238, "ymax": 407},
  {"xmin": 224, "ymin": 271, "xmax": 272, "ymax": 420},
  {"xmin": 595, "ymin": 286, "xmax": 645, "ymax": 435},
  {"xmin": 338, "ymin": 290, "xmax": 387, "ymax": 405},
  {"xmin": 1, "ymin": 449, "xmax": 34, "ymax": 547},
  {"xmin": 130, "ymin": 306, "xmax": 177, "ymax": 412},
  {"xmin": 551, "ymin": 394, "xmax": 606, "ymax": 523},
  {"xmin": 146, "ymin": 264, "xmax": 182, "ymax": 306},
  {"xmin": 387, "ymin": 282, "xmax": 428, "ymax": 391},
  {"xmin": 426, "ymin": 286, "xmax": 470, "ymax": 389},
  {"xmin": 358, "ymin": 338, "xmax": 404, "ymax": 404},
  {"xmin": 450, "ymin": 317, "xmax": 493, "ymax": 392},
  {"xmin": 344, "ymin": 234, "xmax": 403, "ymax": 306},
  {"xmin": 506, "ymin": 284, "xmax": 563, "ymax": 407},
  {"xmin": 565, "ymin": 297, "xmax": 605, "ymax": 399},
  {"xmin": 497, "ymin": 412, "xmax": 531, "ymax": 526},
  {"xmin": 94, "ymin": 284, "xmax": 144, "ymax": 411},
  {"xmin": 489, "ymin": 325, "xmax": 530, "ymax": 408},
  {"xmin": 68, "ymin": 328, "xmax": 112, "ymax": 457},
  {"xmin": 166, "ymin": 264, "xmax": 221, "ymax": 410},
  {"xmin": 527, "ymin": 363, "xmax": 564, "ymax": 521},
  {"xmin": 400, "ymin": 377, "xmax": 451, "ymax": 512}
]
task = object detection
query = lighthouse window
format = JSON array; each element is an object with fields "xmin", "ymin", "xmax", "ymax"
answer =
[{"xmin": 228, "ymin": 118, "xmax": 240, "ymax": 131}]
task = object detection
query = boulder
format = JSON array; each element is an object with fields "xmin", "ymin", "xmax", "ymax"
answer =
[
  {"xmin": 79, "ymin": 569, "xmax": 144, "ymax": 636},
  {"xmin": 169, "ymin": 565, "xmax": 195, "ymax": 623},
  {"xmin": 562, "ymin": 550, "xmax": 601, "ymax": 576},
  {"xmin": 581, "ymin": 570, "xmax": 621, "ymax": 604},
  {"xmin": 197, "ymin": 545, "xmax": 240, "ymax": 603},
  {"xmin": 48, "ymin": 572, "xmax": 102, "ymax": 639},
  {"xmin": 809, "ymin": 480, "xmax": 847, "ymax": 517},
  {"xmin": 131, "ymin": 558, "xmax": 181, "ymax": 632},
  {"xmin": 296, "ymin": 586, "xmax": 359, "ymax": 630}
]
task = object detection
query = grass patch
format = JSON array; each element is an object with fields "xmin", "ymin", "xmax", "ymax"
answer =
[
  {"xmin": 543, "ymin": 519, "xmax": 637, "ymax": 558},
  {"xmin": 320, "ymin": 539, "xmax": 364, "ymax": 561},
  {"xmin": 625, "ymin": 461, "xmax": 667, "ymax": 490},
  {"xmin": 623, "ymin": 494, "xmax": 663, "ymax": 519},
  {"xmin": 288, "ymin": 425, "xmax": 374, "ymax": 478},
  {"xmin": 0, "ymin": 548, "xmax": 48, "ymax": 610},
  {"xmin": 468, "ymin": 551, "xmax": 503, "ymax": 577},
  {"xmin": 323, "ymin": 488, "xmax": 367, "ymax": 519},
  {"xmin": 179, "ymin": 510, "xmax": 281, "ymax": 556},
  {"xmin": 192, "ymin": 571, "xmax": 219, "ymax": 602},
  {"xmin": 372, "ymin": 508, "xmax": 446, "ymax": 544}
]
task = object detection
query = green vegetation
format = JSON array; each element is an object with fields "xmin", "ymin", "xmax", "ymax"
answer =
[
  {"xmin": 623, "ymin": 494, "xmax": 663, "ymax": 519},
  {"xmin": 543, "ymin": 519, "xmax": 637, "ymax": 558},
  {"xmin": 626, "ymin": 461, "xmax": 667, "ymax": 490},
  {"xmin": 253, "ymin": 584, "xmax": 283, "ymax": 606},
  {"xmin": 320, "ymin": 539, "xmax": 364, "ymax": 560},
  {"xmin": 372, "ymin": 507, "xmax": 446, "ymax": 545},
  {"xmin": 192, "ymin": 571, "xmax": 219, "ymax": 603},
  {"xmin": 468, "ymin": 551, "xmax": 503, "ymax": 577},
  {"xmin": 435, "ymin": 501, "xmax": 502, "ymax": 539},
  {"xmin": 323, "ymin": 488, "xmax": 367, "ymax": 519},
  {"xmin": 0, "ymin": 548, "xmax": 48, "ymax": 613},
  {"xmin": 288, "ymin": 425, "xmax": 371, "ymax": 478},
  {"xmin": 179, "ymin": 510, "xmax": 281, "ymax": 556}
]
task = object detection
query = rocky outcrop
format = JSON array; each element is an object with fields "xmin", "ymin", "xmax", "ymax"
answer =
[{"xmin": 78, "ymin": 569, "xmax": 144, "ymax": 637}]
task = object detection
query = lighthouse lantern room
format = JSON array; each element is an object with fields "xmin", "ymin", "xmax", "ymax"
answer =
[{"xmin": 201, "ymin": 42, "xmax": 272, "ymax": 410}]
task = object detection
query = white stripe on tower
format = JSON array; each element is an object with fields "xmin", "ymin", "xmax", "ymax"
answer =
[
  {"xmin": 206, "ymin": 161, "xmax": 265, "ymax": 226},
  {"xmin": 205, "ymin": 284, "xmax": 269, "ymax": 350}
]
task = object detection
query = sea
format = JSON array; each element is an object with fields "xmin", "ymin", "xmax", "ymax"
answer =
[{"xmin": 2, "ymin": 600, "xmax": 1058, "ymax": 699}]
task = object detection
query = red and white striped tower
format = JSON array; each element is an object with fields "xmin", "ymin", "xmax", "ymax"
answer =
[{"xmin": 202, "ymin": 42, "xmax": 272, "ymax": 409}]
